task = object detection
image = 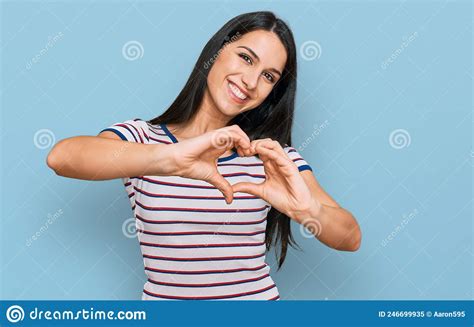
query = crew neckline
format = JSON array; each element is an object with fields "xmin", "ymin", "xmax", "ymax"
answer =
[{"xmin": 160, "ymin": 123, "xmax": 238, "ymax": 162}]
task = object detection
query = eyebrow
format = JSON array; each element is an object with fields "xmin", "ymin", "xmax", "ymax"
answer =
[{"xmin": 236, "ymin": 45, "xmax": 282, "ymax": 76}]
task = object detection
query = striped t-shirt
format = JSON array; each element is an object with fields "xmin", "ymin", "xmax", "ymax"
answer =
[{"xmin": 100, "ymin": 118, "xmax": 312, "ymax": 300}]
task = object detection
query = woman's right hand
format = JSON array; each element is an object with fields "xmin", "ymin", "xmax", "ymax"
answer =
[{"xmin": 169, "ymin": 124, "xmax": 252, "ymax": 204}]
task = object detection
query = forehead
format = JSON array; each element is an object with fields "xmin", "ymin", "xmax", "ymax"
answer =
[{"xmin": 231, "ymin": 30, "xmax": 287, "ymax": 72}]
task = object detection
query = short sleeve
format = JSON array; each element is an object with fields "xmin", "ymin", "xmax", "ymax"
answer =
[
  {"xmin": 99, "ymin": 118, "xmax": 150, "ymax": 144},
  {"xmin": 99, "ymin": 118, "xmax": 150, "ymax": 193},
  {"xmin": 284, "ymin": 145, "xmax": 313, "ymax": 172}
]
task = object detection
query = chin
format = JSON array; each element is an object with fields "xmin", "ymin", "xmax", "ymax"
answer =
[
  {"xmin": 215, "ymin": 99, "xmax": 241, "ymax": 116},
  {"xmin": 221, "ymin": 106, "xmax": 242, "ymax": 117}
]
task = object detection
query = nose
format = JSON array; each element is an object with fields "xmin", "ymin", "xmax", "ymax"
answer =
[{"xmin": 241, "ymin": 68, "xmax": 260, "ymax": 91}]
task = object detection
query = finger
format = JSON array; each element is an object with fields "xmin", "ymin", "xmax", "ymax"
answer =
[
  {"xmin": 235, "ymin": 134, "xmax": 252, "ymax": 154},
  {"xmin": 252, "ymin": 143, "xmax": 278, "ymax": 173},
  {"xmin": 210, "ymin": 129, "xmax": 245, "ymax": 153},
  {"xmin": 229, "ymin": 125, "xmax": 251, "ymax": 146},
  {"xmin": 227, "ymin": 130, "xmax": 254, "ymax": 157},
  {"xmin": 219, "ymin": 126, "xmax": 251, "ymax": 153},
  {"xmin": 222, "ymin": 129, "xmax": 251, "ymax": 153},
  {"xmin": 239, "ymin": 140, "xmax": 255, "ymax": 157},
  {"xmin": 250, "ymin": 138, "xmax": 273, "ymax": 154},
  {"xmin": 238, "ymin": 145, "xmax": 253, "ymax": 157},
  {"xmin": 250, "ymin": 139, "xmax": 274, "ymax": 159},
  {"xmin": 252, "ymin": 138, "xmax": 285, "ymax": 153},
  {"xmin": 250, "ymin": 138, "xmax": 272, "ymax": 147},
  {"xmin": 208, "ymin": 173, "xmax": 234, "ymax": 204},
  {"xmin": 240, "ymin": 138, "xmax": 256, "ymax": 157},
  {"xmin": 248, "ymin": 139, "xmax": 276, "ymax": 171},
  {"xmin": 267, "ymin": 140, "xmax": 287, "ymax": 156},
  {"xmin": 241, "ymin": 137, "xmax": 261, "ymax": 156},
  {"xmin": 255, "ymin": 143, "xmax": 291, "ymax": 168},
  {"xmin": 232, "ymin": 181, "xmax": 264, "ymax": 198}
]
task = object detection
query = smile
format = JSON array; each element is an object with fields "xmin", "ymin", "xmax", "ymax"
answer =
[{"xmin": 227, "ymin": 80, "xmax": 249, "ymax": 104}]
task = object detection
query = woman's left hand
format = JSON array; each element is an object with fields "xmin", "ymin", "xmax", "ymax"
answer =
[{"xmin": 231, "ymin": 139, "xmax": 321, "ymax": 223}]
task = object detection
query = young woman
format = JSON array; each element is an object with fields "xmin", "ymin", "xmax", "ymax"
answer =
[{"xmin": 47, "ymin": 11, "xmax": 361, "ymax": 301}]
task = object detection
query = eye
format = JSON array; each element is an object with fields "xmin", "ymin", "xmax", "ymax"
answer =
[
  {"xmin": 263, "ymin": 72, "xmax": 275, "ymax": 83},
  {"xmin": 238, "ymin": 53, "xmax": 252, "ymax": 65}
]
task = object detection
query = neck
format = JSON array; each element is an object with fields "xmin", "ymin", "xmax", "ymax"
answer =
[{"xmin": 169, "ymin": 89, "xmax": 233, "ymax": 140}]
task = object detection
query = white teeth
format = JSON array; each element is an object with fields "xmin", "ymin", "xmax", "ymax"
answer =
[{"xmin": 228, "ymin": 82, "xmax": 247, "ymax": 100}]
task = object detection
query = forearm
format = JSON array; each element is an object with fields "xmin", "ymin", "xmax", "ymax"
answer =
[
  {"xmin": 47, "ymin": 136, "xmax": 177, "ymax": 180},
  {"xmin": 294, "ymin": 201, "xmax": 361, "ymax": 251}
]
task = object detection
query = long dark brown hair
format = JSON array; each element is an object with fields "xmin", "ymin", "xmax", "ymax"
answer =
[{"xmin": 148, "ymin": 11, "xmax": 302, "ymax": 270}]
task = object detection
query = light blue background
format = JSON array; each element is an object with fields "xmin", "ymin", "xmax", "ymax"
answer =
[{"xmin": 1, "ymin": 0, "xmax": 472, "ymax": 300}]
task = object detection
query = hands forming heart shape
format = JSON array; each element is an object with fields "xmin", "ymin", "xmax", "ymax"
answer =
[{"xmin": 171, "ymin": 124, "xmax": 321, "ymax": 221}]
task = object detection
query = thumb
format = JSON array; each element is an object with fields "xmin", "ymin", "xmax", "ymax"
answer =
[
  {"xmin": 232, "ymin": 182, "xmax": 263, "ymax": 198},
  {"xmin": 208, "ymin": 173, "xmax": 234, "ymax": 204}
]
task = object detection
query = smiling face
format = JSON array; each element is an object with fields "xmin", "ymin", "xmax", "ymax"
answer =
[{"xmin": 205, "ymin": 30, "xmax": 288, "ymax": 117}]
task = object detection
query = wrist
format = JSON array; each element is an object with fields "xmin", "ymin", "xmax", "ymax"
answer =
[
  {"xmin": 291, "ymin": 197, "xmax": 322, "ymax": 224},
  {"xmin": 149, "ymin": 143, "xmax": 180, "ymax": 176}
]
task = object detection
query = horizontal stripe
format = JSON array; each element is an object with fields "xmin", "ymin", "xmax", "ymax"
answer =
[
  {"xmin": 146, "ymin": 273, "xmax": 270, "ymax": 288},
  {"xmin": 133, "ymin": 186, "xmax": 257, "ymax": 200},
  {"xmin": 137, "ymin": 228, "xmax": 265, "ymax": 237},
  {"xmin": 145, "ymin": 264, "xmax": 267, "ymax": 275},
  {"xmin": 143, "ymin": 283, "xmax": 276, "ymax": 300},
  {"xmin": 135, "ymin": 200, "xmax": 269, "ymax": 213},
  {"xmin": 298, "ymin": 165, "xmax": 312, "ymax": 172},
  {"xmin": 139, "ymin": 241, "xmax": 265, "ymax": 249},
  {"xmin": 217, "ymin": 152, "xmax": 238, "ymax": 162},
  {"xmin": 147, "ymin": 127, "xmax": 167, "ymax": 137},
  {"xmin": 148, "ymin": 136, "xmax": 172, "ymax": 144},
  {"xmin": 221, "ymin": 172, "xmax": 265, "ymax": 179},
  {"xmin": 218, "ymin": 162, "xmax": 263, "ymax": 167},
  {"xmin": 142, "ymin": 252, "xmax": 265, "ymax": 262},
  {"xmin": 136, "ymin": 176, "xmax": 216, "ymax": 189},
  {"xmin": 136, "ymin": 214, "xmax": 267, "ymax": 225}
]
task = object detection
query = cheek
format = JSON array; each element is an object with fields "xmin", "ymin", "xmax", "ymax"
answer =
[
  {"xmin": 212, "ymin": 51, "xmax": 240, "ymax": 78},
  {"xmin": 207, "ymin": 54, "xmax": 236, "ymax": 89},
  {"xmin": 254, "ymin": 84, "xmax": 274, "ymax": 104},
  {"xmin": 206, "ymin": 69, "xmax": 223, "ymax": 100}
]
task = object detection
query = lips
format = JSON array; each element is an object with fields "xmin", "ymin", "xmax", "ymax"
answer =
[{"xmin": 227, "ymin": 80, "xmax": 249, "ymax": 104}]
